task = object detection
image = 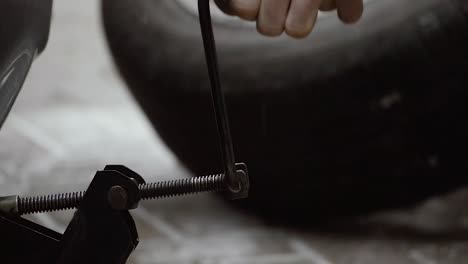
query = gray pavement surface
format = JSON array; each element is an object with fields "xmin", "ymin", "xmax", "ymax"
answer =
[{"xmin": 0, "ymin": 1, "xmax": 467, "ymax": 263}]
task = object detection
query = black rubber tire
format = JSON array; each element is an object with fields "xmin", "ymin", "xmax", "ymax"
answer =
[
  {"xmin": 102, "ymin": 0, "xmax": 468, "ymax": 222},
  {"xmin": 0, "ymin": 0, "xmax": 52, "ymax": 128}
]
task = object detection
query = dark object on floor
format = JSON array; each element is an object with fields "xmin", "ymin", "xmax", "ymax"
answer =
[
  {"xmin": 1, "ymin": 166, "xmax": 143, "ymax": 264},
  {"xmin": 102, "ymin": 0, "xmax": 468, "ymax": 221},
  {"xmin": 1, "ymin": 159, "xmax": 248, "ymax": 263}
]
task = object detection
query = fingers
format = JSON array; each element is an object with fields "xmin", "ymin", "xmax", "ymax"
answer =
[
  {"xmin": 319, "ymin": 0, "xmax": 336, "ymax": 11},
  {"xmin": 214, "ymin": 0, "xmax": 234, "ymax": 15},
  {"xmin": 230, "ymin": 0, "xmax": 261, "ymax": 21},
  {"xmin": 217, "ymin": 0, "xmax": 364, "ymax": 38},
  {"xmin": 336, "ymin": 0, "xmax": 363, "ymax": 24},
  {"xmin": 257, "ymin": 0, "xmax": 291, "ymax": 36},
  {"xmin": 319, "ymin": 0, "xmax": 364, "ymax": 24},
  {"xmin": 286, "ymin": 0, "xmax": 320, "ymax": 38}
]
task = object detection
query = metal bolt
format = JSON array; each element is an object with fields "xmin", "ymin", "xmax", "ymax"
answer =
[
  {"xmin": 12, "ymin": 173, "xmax": 226, "ymax": 215},
  {"xmin": 107, "ymin": 186, "xmax": 128, "ymax": 210}
]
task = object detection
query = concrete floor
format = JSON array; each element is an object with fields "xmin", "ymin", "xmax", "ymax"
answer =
[{"xmin": 0, "ymin": 1, "xmax": 468, "ymax": 263}]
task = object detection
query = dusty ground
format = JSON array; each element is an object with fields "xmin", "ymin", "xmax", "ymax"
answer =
[{"xmin": 0, "ymin": 1, "xmax": 467, "ymax": 263}]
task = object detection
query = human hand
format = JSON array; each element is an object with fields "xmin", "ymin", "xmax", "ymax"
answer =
[{"xmin": 215, "ymin": 0, "xmax": 363, "ymax": 38}]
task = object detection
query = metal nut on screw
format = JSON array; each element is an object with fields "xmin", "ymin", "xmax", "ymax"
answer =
[{"xmin": 107, "ymin": 186, "xmax": 128, "ymax": 210}]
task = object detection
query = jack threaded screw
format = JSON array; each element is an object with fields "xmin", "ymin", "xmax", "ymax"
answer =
[
  {"xmin": 4, "ymin": 174, "xmax": 225, "ymax": 215},
  {"xmin": 139, "ymin": 174, "xmax": 224, "ymax": 200}
]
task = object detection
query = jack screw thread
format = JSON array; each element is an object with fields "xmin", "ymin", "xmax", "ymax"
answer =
[
  {"xmin": 17, "ymin": 174, "xmax": 225, "ymax": 215},
  {"xmin": 18, "ymin": 191, "xmax": 85, "ymax": 215},
  {"xmin": 140, "ymin": 174, "xmax": 224, "ymax": 200}
]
